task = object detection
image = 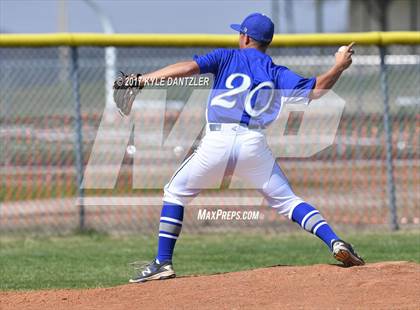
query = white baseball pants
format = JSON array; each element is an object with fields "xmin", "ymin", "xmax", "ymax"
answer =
[{"xmin": 163, "ymin": 123, "xmax": 304, "ymax": 216}]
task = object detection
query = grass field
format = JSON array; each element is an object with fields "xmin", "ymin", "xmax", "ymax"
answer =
[{"xmin": 0, "ymin": 231, "xmax": 419, "ymax": 291}]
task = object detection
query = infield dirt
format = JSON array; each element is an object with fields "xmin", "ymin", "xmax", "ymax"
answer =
[{"xmin": 1, "ymin": 261, "xmax": 419, "ymax": 310}]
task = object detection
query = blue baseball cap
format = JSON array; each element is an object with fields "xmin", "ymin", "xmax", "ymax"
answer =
[{"xmin": 230, "ymin": 13, "xmax": 274, "ymax": 43}]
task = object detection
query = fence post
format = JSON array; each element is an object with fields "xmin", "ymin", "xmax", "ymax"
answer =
[
  {"xmin": 379, "ymin": 46, "xmax": 399, "ymax": 231},
  {"xmin": 69, "ymin": 47, "xmax": 85, "ymax": 231}
]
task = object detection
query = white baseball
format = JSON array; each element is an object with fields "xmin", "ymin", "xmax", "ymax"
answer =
[
  {"xmin": 173, "ymin": 145, "xmax": 184, "ymax": 158},
  {"xmin": 338, "ymin": 46, "xmax": 347, "ymax": 52},
  {"xmin": 126, "ymin": 144, "xmax": 136, "ymax": 155}
]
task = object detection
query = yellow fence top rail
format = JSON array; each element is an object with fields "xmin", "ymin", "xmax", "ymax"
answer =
[{"xmin": 0, "ymin": 32, "xmax": 419, "ymax": 47}]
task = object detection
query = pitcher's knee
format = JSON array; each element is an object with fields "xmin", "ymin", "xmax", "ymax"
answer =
[
  {"xmin": 262, "ymin": 182, "xmax": 304, "ymax": 216},
  {"xmin": 163, "ymin": 184, "xmax": 197, "ymax": 206},
  {"xmin": 267, "ymin": 197, "xmax": 305, "ymax": 217}
]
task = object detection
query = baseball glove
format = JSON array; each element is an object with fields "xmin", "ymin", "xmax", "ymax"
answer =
[{"xmin": 113, "ymin": 71, "xmax": 143, "ymax": 117}]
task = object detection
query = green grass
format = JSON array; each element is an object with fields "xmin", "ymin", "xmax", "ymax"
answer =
[{"xmin": 0, "ymin": 231, "xmax": 419, "ymax": 291}]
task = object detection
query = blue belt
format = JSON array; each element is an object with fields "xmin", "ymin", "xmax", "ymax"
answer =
[{"xmin": 208, "ymin": 123, "xmax": 263, "ymax": 131}]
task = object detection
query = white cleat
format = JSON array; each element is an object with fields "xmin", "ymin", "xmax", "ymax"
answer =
[
  {"xmin": 332, "ymin": 240, "xmax": 365, "ymax": 267},
  {"xmin": 129, "ymin": 259, "xmax": 176, "ymax": 283}
]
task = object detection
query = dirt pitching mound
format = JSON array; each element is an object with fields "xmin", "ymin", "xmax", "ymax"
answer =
[{"xmin": 1, "ymin": 261, "xmax": 419, "ymax": 310}]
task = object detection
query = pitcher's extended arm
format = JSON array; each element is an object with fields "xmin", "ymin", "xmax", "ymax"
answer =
[
  {"xmin": 140, "ymin": 61, "xmax": 200, "ymax": 85},
  {"xmin": 310, "ymin": 42, "xmax": 354, "ymax": 99}
]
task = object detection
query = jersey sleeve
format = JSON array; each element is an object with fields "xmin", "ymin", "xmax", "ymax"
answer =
[
  {"xmin": 193, "ymin": 48, "xmax": 225, "ymax": 75},
  {"xmin": 277, "ymin": 67, "xmax": 316, "ymax": 104}
]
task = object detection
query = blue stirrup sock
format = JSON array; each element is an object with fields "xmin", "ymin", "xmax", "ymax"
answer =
[
  {"xmin": 290, "ymin": 202, "xmax": 339, "ymax": 250},
  {"xmin": 156, "ymin": 202, "xmax": 184, "ymax": 263}
]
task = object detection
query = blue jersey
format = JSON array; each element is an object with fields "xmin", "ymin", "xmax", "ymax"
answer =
[{"xmin": 193, "ymin": 48, "xmax": 316, "ymax": 128}]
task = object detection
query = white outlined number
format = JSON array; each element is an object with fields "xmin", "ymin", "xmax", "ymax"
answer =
[{"xmin": 210, "ymin": 73, "xmax": 274, "ymax": 117}]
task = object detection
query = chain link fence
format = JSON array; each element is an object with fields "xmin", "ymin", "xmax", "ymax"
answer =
[{"xmin": 0, "ymin": 39, "xmax": 419, "ymax": 234}]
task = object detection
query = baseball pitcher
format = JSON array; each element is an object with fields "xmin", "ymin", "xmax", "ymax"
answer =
[{"xmin": 115, "ymin": 13, "xmax": 365, "ymax": 283}]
